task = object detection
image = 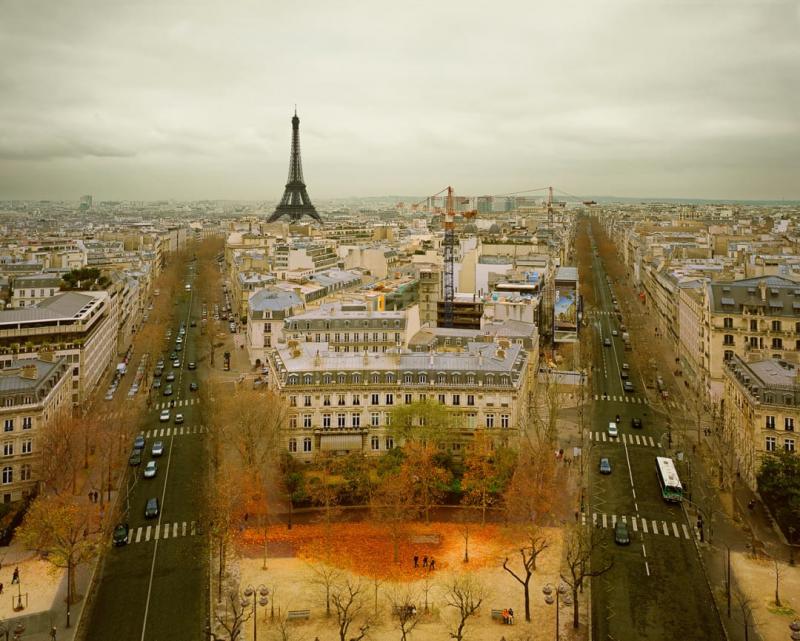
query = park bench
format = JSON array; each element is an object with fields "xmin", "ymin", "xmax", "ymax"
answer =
[
  {"xmin": 491, "ymin": 609, "xmax": 514, "ymax": 624},
  {"xmin": 392, "ymin": 604, "xmax": 417, "ymax": 618},
  {"xmin": 286, "ymin": 609, "xmax": 310, "ymax": 621}
]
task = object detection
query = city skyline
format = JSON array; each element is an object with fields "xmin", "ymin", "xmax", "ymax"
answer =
[{"xmin": 1, "ymin": 0, "xmax": 799, "ymax": 202}]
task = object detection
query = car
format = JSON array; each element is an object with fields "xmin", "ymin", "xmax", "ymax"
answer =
[
  {"xmin": 163, "ymin": 385, "xmax": 173, "ymax": 396},
  {"xmin": 622, "ymin": 363, "xmax": 629, "ymax": 370},
  {"xmin": 145, "ymin": 497, "xmax": 159, "ymax": 519},
  {"xmin": 614, "ymin": 520, "xmax": 631, "ymax": 545},
  {"xmin": 143, "ymin": 460, "xmax": 158, "ymax": 479},
  {"xmin": 105, "ymin": 392, "xmax": 114, "ymax": 401},
  {"xmin": 620, "ymin": 369, "xmax": 629, "ymax": 380},
  {"xmin": 174, "ymin": 413, "xmax": 184, "ymax": 424},
  {"xmin": 603, "ymin": 338, "xmax": 612, "ymax": 347},
  {"xmin": 157, "ymin": 359, "xmax": 164, "ymax": 368},
  {"xmin": 188, "ymin": 362, "xmax": 196, "ymax": 370},
  {"xmin": 176, "ymin": 337, "xmax": 183, "ymax": 344},
  {"xmin": 190, "ymin": 382, "xmax": 198, "ymax": 391},
  {"xmin": 631, "ymin": 417, "xmax": 643, "ymax": 429},
  {"xmin": 154, "ymin": 367, "xmax": 163, "ymax": 377},
  {"xmin": 169, "ymin": 352, "xmax": 177, "ymax": 360},
  {"xmin": 175, "ymin": 343, "xmax": 183, "ymax": 352},
  {"xmin": 166, "ymin": 372, "xmax": 175, "ymax": 382},
  {"xmin": 152, "ymin": 441, "xmax": 164, "ymax": 457},
  {"xmin": 612, "ymin": 330, "xmax": 618, "ymax": 337},
  {"xmin": 160, "ymin": 410, "xmax": 171, "ymax": 422},
  {"xmin": 112, "ymin": 523, "xmax": 129, "ymax": 546},
  {"xmin": 607, "ymin": 422, "xmax": 618, "ymax": 437},
  {"xmin": 599, "ymin": 458, "xmax": 612, "ymax": 474},
  {"xmin": 190, "ymin": 320, "xmax": 196, "ymax": 327},
  {"xmin": 623, "ymin": 381, "xmax": 635, "ymax": 393},
  {"xmin": 173, "ymin": 359, "xmax": 181, "ymax": 368},
  {"xmin": 129, "ymin": 450, "xmax": 142, "ymax": 466},
  {"xmin": 152, "ymin": 378, "xmax": 162, "ymax": 389},
  {"xmin": 134, "ymin": 435, "xmax": 145, "ymax": 450}
]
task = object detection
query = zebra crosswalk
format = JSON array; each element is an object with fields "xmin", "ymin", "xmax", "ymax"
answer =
[
  {"xmin": 589, "ymin": 431, "xmax": 657, "ymax": 447},
  {"xmin": 141, "ymin": 425, "xmax": 209, "ymax": 439},
  {"xmin": 594, "ymin": 394, "xmax": 647, "ymax": 404},
  {"xmin": 582, "ymin": 512, "xmax": 696, "ymax": 540},
  {"xmin": 127, "ymin": 520, "xmax": 200, "ymax": 545},
  {"xmin": 585, "ymin": 310, "xmax": 617, "ymax": 317},
  {"xmin": 153, "ymin": 398, "xmax": 201, "ymax": 411}
]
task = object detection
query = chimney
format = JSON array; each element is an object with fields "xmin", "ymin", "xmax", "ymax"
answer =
[
  {"xmin": 429, "ymin": 348, "xmax": 435, "ymax": 367},
  {"xmin": 478, "ymin": 348, "xmax": 483, "ymax": 366},
  {"xmin": 759, "ymin": 280, "xmax": 767, "ymax": 302},
  {"xmin": 20, "ymin": 364, "xmax": 38, "ymax": 380}
]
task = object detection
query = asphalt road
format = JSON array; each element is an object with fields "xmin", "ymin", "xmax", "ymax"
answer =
[
  {"xmin": 82, "ymin": 264, "xmax": 209, "ymax": 641},
  {"xmin": 585, "ymin": 228, "xmax": 725, "ymax": 641}
]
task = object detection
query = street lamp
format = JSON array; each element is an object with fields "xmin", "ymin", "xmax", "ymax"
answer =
[
  {"xmin": 242, "ymin": 584, "xmax": 269, "ymax": 641},
  {"xmin": 543, "ymin": 582, "xmax": 571, "ymax": 641},
  {"xmin": 789, "ymin": 619, "xmax": 800, "ymax": 641}
]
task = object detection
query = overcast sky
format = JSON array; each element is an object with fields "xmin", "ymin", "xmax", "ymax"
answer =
[{"xmin": 1, "ymin": 0, "xmax": 798, "ymax": 202}]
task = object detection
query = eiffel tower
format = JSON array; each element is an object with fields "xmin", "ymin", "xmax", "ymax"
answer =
[{"xmin": 268, "ymin": 109, "xmax": 322, "ymax": 224}]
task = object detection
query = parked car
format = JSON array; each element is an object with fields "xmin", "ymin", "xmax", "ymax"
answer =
[
  {"xmin": 112, "ymin": 523, "xmax": 129, "ymax": 546},
  {"xmin": 631, "ymin": 417, "xmax": 643, "ymax": 429},
  {"xmin": 163, "ymin": 385, "xmax": 173, "ymax": 396},
  {"xmin": 190, "ymin": 320, "xmax": 196, "ymax": 327},
  {"xmin": 614, "ymin": 520, "xmax": 631, "ymax": 545},
  {"xmin": 190, "ymin": 382, "xmax": 198, "ymax": 392},
  {"xmin": 154, "ymin": 368, "xmax": 163, "ymax": 377},
  {"xmin": 623, "ymin": 381, "xmax": 635, "ymax": 393},
  {"xmin": 175, "ymin": 343, "xmax": 183, "ymax": 352},
  {"xmin": 160, "ymin": 410, "xmax": 171, "ymax": 422},
  {"xmin": 620, "ymin": 369, "xmax": 629, "ymax": 380},
  {"xmin": 143, "ymin": 460, "xmax": 157, "ymax": 479},
  {"xmin": 157, "ymin": 359, "xmax": 164, "ymax": 369},
  {"xmin": 173, "ymin": 359, "xmax": 181, "ymax": 368},
  {"xmin": 129, "ymin": 450, "xmax": 142, "ymax": 466},
  {"xmin": 166, "ymin": 372, "xmax": 175, "ymax": 382},
  {"xmin": 599, "ymin": 458, "xmax": 612, "ymax": 474},
  {"xmin": 612, "ymin": 330, "xmax": 619, "ymax": 336},
  {"xmin": 169, "ymin": 352, "xmax": 177, "ymax": 360},
  {"xmin": 151, "ymin": 441, "xmax": 164, "ymax": 457},
  {"xmin": 152, "ymin": 378, "xmax": 162, "ymax": 389},
  {"xmin": 174, "ymin": 413, "xmax": 184, "ymax": 424},
  {"xmin": 188, "ymin": 362, "xmax": 196, "ymax": 370},
  {"xmin": 607, "ymin": 422, "xmax": 618, "ymax": 438},
  {"xmin": 134, "ymin": 435, "xmax": 145, "ymax": 450},
  {"xmin": 145, "ymin": 497, "xmax": 159, "ymax": 519},
  {"xmin": 603, "ymin": 338, "xmax": 612, "ymax": 347}
]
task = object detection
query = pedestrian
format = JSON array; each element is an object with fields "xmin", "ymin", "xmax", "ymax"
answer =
[
  {"xmin": 413, "ymin": 555, "xmax": 418, "ymax": 568},
  {"xmin": 422, "ymin": 555, "xmax": 428, "ymax": 568},
  {"xmin": 429, "ymin": 557, "xmax": 435, "ymax": 571},
  {"xmin": 502, "ymin": 608, "xmax": 509, "ymax": 624},
  {"xmin": 508, "ymin": 607, "xmax": 514, "ymax": 624},
  {"xmin": 0, "ymin": 582, "xmax": 4, "ymax": 594},
  {"xmin": 11, "ymin": 567, "xmax": 19, "ymax": 585},
  {"xmin": 88, "ymin": 491, "xmax": 93, "ymax": 503}
]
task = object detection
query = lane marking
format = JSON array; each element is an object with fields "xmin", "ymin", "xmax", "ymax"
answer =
[
  {"xmin": 173, "ymin": 522, "xmax": 178, "ymax": 538},
  {"xmin": 145, "ymin": 526, "xmax": 151, "ymax": 542},
  {"xmin": 631, "ymin": 518, "xmax": 638, "ymax": 532},
  {"xmin": 672, "ymin": 522, "xmax": 680, "ymax": 538},
  {"xmin": 645, "ymin": 561, "xmax": 651, "ymax": 577},
  {"xmin": 602, "ymin": 513, "xmax": 608, "ymax": 528},
  {"xmin": 642, "ymin": 519, "xmax": 649, "ymax": 534},
  {"xmin": 182, "ymin": 521, "xmax": 187, "ymax": 536},
  {"xmin": 135, "ymin": 527, "xmax": 142, "ymax": 543},
  {"xmin": 652, "ymin": 520, "xmax": 658, "ymax": 533},
  {"xmin": 662, "ymin": 521, "xmax": 669, "ymax": 536},
  {"xmin": 682, "ymin": 524, "xmax": 691, "ymax": 539}
]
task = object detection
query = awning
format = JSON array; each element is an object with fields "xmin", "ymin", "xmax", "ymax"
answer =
[{"xmin": 320, "ymin": 434, "xmax": 363, "ymax": 451}]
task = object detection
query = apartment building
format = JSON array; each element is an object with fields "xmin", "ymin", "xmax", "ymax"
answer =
[
  {"xmin": 9, "ymin": 275, "xmax": 62, "ymax": 309},
  {"xmin": 723, "ymin": 355, "xmax": 799, "ymax": 491},
  {"xmin": 418, "ymin": 268, "xmax": 441, "ymax": 327},
  {"xmin": 246, "ymin": 288, "xmax": 305, "ymax": 366},
  {"xmin": 272, "ymin": 241, "xmax": 338, "ymax": 278},
  {"xmin": 283, "ymin": 303, "xmax": 421, "ymax": 352},
  {"xmin": 0, "ymin": 292, "xmax": 117, "ymax": 407},
  {"xmin": 707, "ymin": 276, "xmax": 800, "ymax": 398},
  {"xmin": 265, "ymin": 340, "xmax": 531, "ymax": 459},
  {"xmin": 0, "ymin": 355, "xmax": 71, "ymax": 502}
]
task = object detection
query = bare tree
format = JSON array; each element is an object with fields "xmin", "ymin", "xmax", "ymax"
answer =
[
  {"xmin": 387, "ymin": 587, "xmax": 421, "ymax": 641},
  {"xmin": 502, "ymin": 526, "xmax": 550, "ymax": 622},
  {"xmin": 331, "ymin": 578, "xmax": 370, "ymax": 641},
  {"xmin": 773, "ymin": 557, "xmax": 783, "ymax": 607},
  {"xmin": 560, "ymin": 525, "xmax": 613, "ymax": 628},
  {"xmin": 208, "ymin": 590, "xmax": 253, "ymax": 641},
  {"xmin": 732, "ymin": 586, "xmax": 755, "ymax": 641},
  {"xmin": 443, "ymin": 574, "xmax": 485, "ymax": 641},
  {"xmin": 308, "ymin": 562, "xmax": 343, "ymax": 617}
]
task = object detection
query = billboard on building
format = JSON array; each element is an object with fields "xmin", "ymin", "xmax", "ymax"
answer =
[{"xmin": 553, "ymin": 266, "xmax": 579, "ymax": 343}]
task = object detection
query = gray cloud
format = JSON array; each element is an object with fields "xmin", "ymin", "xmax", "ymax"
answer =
[{"xmin": 0, "ymin": 0, "xmax": 798, "ymax": 200}]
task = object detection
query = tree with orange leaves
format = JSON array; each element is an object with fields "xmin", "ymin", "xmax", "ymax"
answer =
[
  {"xmin": 371, "ymin": 468, "xmax": 416, "ymax": 563},
  {"xmin": 461, "ymin": 430, "xmax": 515, "ymax": 525},
  {"xmin": 401, "ymin": 442, "xmax": 452, "ymax": 524}
]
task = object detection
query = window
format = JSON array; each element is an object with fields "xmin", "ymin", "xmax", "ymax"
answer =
[
  {"xmin": 338, "ymin": 394, "xmax": 346, "ymax": 406},
  {"xmin": 371, "ymin": 393, "xmax": 380, "ymax": 405},
  {"xmin": 303, "ymin": 415, "xmax": 312, "ymax": 428},
  {"xmin": 289, "ymin": 416, "xmax": 297, "ymax": 429},
  {"xmin": 438, "ymin": 373, "xmax": 446, "ymax": 384},
  {"xmin": 334, "ymin": 333, "xmax": 340, "ymax": 342},
  {"xmin": 385, "ymin": 393, "xmax": 394, "ymax": 405},
  {"xmin": 772, "ymin": 320, "xmax": 782, "ymax": 332},
  {"xmin": 21, "ymin": 440, "xmax": 31, "ymax": 455},
  {"xmin": 765, "ymin": 435, "xmax": 776, "ymax": 452},
  {"xmin": 467, "ymin": 395, "xmax": 475, "ymax": 406},
  {"xmin": 323, "ymin": 395, "xmax": 331, "ymax": 406},
  {"xmin": 467, "ymin": 413, "xmax": 477, "ymax": 428},
  {"xmin": 303, "ymin": 437, "xmax": 312, "ymax": 453},
  {"xmin": 500, "ymin": 376, "xmax": 510, "ymax": 386},
  {"xmin": 724, "ymin": 350, "xmax": 734, "ymax": 361},
  {"xmin": 371, "ymin": 412, "xmax": 380, "ymax": 427},
  {"xmin": 352, "ymin": 395, "xmax": 360, "ymax": 406},
  {"xmin": 404, "ymin": 373, "xmax": 413, "ymax": 384},
  {"xmin": 22, "ymin": 417, "xmax": 32, "ymax": 430},
  {"xmin": 372, "ymin": 373, "xmax": 381, "ymax": 384},
  {"xmin": 289, "ymin": 396, "xmax": 297, "ymax": 408},
  {"xmin": 303, "ymin": 374, "xmax": 313, "ymax": 385},
  {"xmin": 337, "ymin": 413, "xmax": 346, "ymax": 428},
  {"xmin": 723, "ymin": 334, "xmax": 734, "ymax": 346},
  {"xmin": 338, "ymin": 374, "xmax": 347, "ymax": 384},
  {"xmin": 371, "ymin": 436, "xmax": 380, "ymax": 450},
  {"xmin": 385, "ymin": 436, "xmax": 394, "ymax": 450},
  {"xmin": 394, "ymin": 333, "xmax": 401, "ymax": 343},
  {"xmin": 796, "ymin": 322, "xmax": 800, "ymax": 334},
  {"xmin": 723, "ymin": 317, "xmax": 733, "ymax": 329},
  {"xmin": 20, "ymin": 464, "xmax": 31, "ymax": 481},
  {"xmin": 452, "ymin": 394, "xmax": 460, "ymax": 406},
  {"xmin": 786, "ymin": 417, "xmax": 795, "ymax": 432},
  {"xmin": 323, "ymin": 414, "xmax": 331, "ymax": 429},
  {"xmin": 352, "ymin": 413, "xmax": 361, "ymax": 427},
  {"xmin": 405, "ymin": 393, "xmax": 412, "ymax": 404},
  {"xmin": 766, "ymin": 416, "xmax": 776, "ymax": 429},
  {"xmin": 352, "ymin": 373, "xmax": 361, "ymax": 384},
  {"xmin": 486, "ymin": 375, "xmax": 495, "ymax": 385},
  {"xmin": 750, "ymin": 319, "xmax": 758, "ymax": 331},
  {"xmin": 343, "ymin": 333, "xmax": 349, "ymax": 343},
  {"xmin": 354, "ymin": 333, "xmax": 359, "ymax": 342},
  {"xmin": 785, "ymin": 438, "xmax": 796, "ymax": 452},
  {"xmin": 501, "ymin": 414, "xmax": 510, "ymax": 429},
  {"xmin": 323, "ymin": 373, "xmax": 332, "ymax": 384},
  {"xmin": 288, "ymin": 438, "xmax": 297, "ymax": 453},
  {"xmin": 288, "ymin": 375, "xmax": 298, "ymax": 385},
  {"xmin": 485, "ymin": 414, "xmax": 495, "ymax": 428},
  {"xmin": 438, "ymin": 394, "xmax": 446, "ymax": 404},
  {"xmin": 772, "ymin": 338, "xmax": 783, "ymax": 349},
  {"xmin": 304, "ymin": 395, "xmax": 312, "ymax": 407},
  {"xmin": 3, "ymin": 443, "xmax": 13, "ymax": 457},
  {"xmin": 419, "ymin": 373, "xmax": 427, "ymax": 384},
  {"xmin": 1, "ymin": 467, "xmax": 10, "ymax": 485}
]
